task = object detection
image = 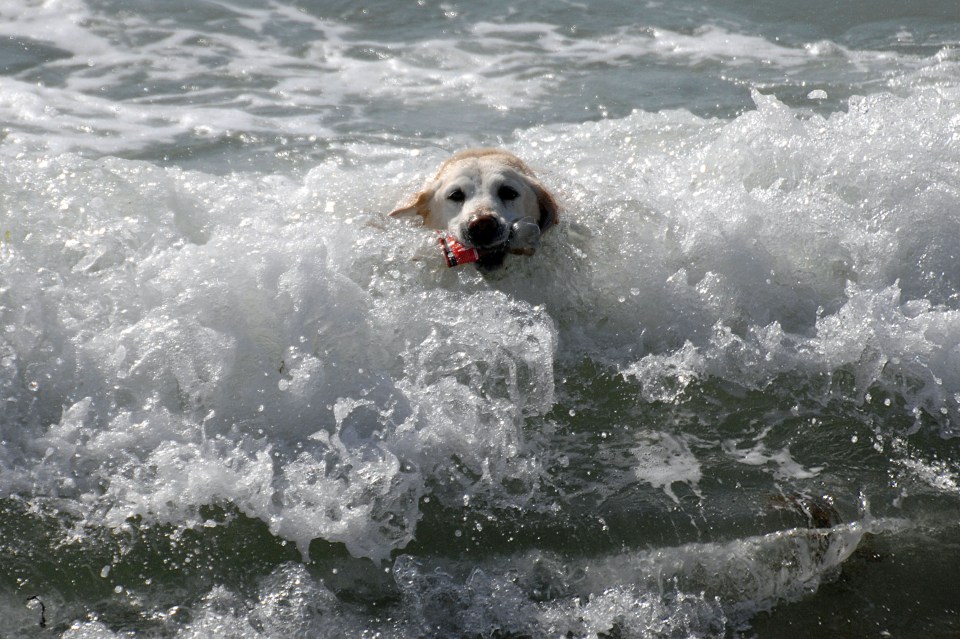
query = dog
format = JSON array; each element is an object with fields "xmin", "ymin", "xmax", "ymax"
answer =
[{"xmin": 390, "ymin": 149, "xmax": 559, "ymax": 270}]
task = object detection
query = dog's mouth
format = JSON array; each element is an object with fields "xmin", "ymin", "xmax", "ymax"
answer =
[
  {"xmin": 475, "ymin": 247, "xmax": 508, "ymax": 270},
  {"xmin": 472, "ymin": 220, "xmax": 541, "ymax": 271},
  {"xmin": 443, "ymin": 219, "xmax": 541, "ymax": 271}
]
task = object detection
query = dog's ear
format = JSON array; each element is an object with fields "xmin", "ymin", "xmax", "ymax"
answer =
[
  {"xmin": 389, "ymin": 188, "xmax": 433, "ymax": 222},
  {"xmin": 533, "ymin": 181, "xmax": 560, "ymax": 231}
]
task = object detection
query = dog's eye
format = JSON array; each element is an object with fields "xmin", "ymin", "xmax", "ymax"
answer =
[
  {"xmin": 447, "ymin": 188, "xmax": 465, "ymax": 203},
  {"xmin": 498, "ymin": 185, "xmax": 519, "ymax": 201}
]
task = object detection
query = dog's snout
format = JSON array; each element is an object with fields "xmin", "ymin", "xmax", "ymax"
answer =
[{"xmin": 465, "ymin": 214, "xmax": 504, "ymax": 247}]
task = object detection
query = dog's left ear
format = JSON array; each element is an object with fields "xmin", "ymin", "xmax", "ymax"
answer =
[
  {"xmin": 533, "ymin": 181, "xmax": 560, "ymax": 231},
  {"xmin": 389, "ymin": 188, "xmax": 433, "ymax": 223}
]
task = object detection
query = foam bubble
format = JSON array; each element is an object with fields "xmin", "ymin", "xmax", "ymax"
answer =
[
  {"xmin": 1, "ymin": 23, "xmax": 959, "ymax": 634},
  {"xmin": 516, "ymin": 77, "xmax": 960, "ymax": 433},
  {"xmin": 0, "ymin": 0, "xmax": 942, "ymax": 159},
  {"xmin": 632, "ymin": 432, "xmax": 704, "ymax": 502},
  {"xmin": 723, "ymin": 426, "xmax": 824, "ymax": 480},
  {"xmin": 4, "ymin": 63, "xmax": 960, "ymax": 568},
  {"xmin": 0, "ymin": 148, "xmax": 569, "ymax": 560},
  {"xmin": 390, "ymin": 518, "xmax": 879, "ymax": 638}
]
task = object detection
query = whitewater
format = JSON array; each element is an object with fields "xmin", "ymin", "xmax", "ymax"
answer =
[{"xmin": 1, "ymin": 0, "xmax": 959, "ymax": 637}]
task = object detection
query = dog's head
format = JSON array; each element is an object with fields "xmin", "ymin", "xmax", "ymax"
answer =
[{"xmin": 390, "ymin": 149, "xmax": 559, "ymax": 269}]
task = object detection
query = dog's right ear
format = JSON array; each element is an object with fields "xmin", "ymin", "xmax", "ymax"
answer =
[
  {"xmin": 533, "ymin": 181, "xmax": 560, "ymax": 232},
  {"xmin": 389, "ymin": 188, "xmax": 433, "ymax": 222}
]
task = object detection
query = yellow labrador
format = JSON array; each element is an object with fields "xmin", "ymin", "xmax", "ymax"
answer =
[{"xmin": 390, "ymin": 149, "xmax": 559, "ymax": 269}]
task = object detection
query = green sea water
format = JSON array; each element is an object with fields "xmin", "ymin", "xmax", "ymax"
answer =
[{"xmin": 1, "ymin": 1, "xmax": 959, "ymax": 636}]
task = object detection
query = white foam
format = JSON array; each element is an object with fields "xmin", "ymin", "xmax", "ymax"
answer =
[
  {"xmin": 723, "ymin": 426, "xmax": 824, "ymax": 480},
  {"xmin": 389, "ymin": 518, "xmax": 879, "ymax": 638},
  {"xmin": 632, "ymin": 432, "xmax": 704, "ymax": 502},
  {"xmin": 0, "ymin": 148, "xmax": 567, "ymax": 560},
  {"xmin": 88, "ymin": 518, "xmax": 867, "ymax": 638},
  {"xmin": 0, "ymin": 0, "xmax": 938, "ymax": 158},
  {"xmin": 4, "ymin": 56, "xmax": 960, "ymax": 567},
  {"xmin": 512, "ymin": 79, "xmax": 960, "ymax": 433},
  {"xmin": 0, "ymin": 28, "xmax": 958, "ymax": 635}
]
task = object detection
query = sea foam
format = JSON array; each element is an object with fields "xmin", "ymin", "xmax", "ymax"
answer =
[{"xmin": 3, "ymin": 62, "xmax": 960, "ymax": 569}]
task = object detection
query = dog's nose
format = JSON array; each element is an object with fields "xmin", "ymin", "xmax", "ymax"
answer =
[{"xmin": 465, "ymin": 214, "xmax": 504, "ymax": 247}]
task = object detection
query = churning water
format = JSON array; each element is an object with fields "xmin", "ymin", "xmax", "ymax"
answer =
[{"xmin": 1, "ymin": 0, "xmax": 960, "ymax": 637}]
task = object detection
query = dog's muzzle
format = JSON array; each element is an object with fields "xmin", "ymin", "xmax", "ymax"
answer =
[
  {"xmin": 464, "ymin": 214, "xmax": 507, "ymax": 248},
  {"xmin": 443, "ymin": 217, "xmax": 543, "ymax": 270}
]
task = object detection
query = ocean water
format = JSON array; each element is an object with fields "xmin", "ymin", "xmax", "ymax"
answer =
[{"xmin": 1, "ymin": 0, "xmax": 960, "ymax": 637}]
